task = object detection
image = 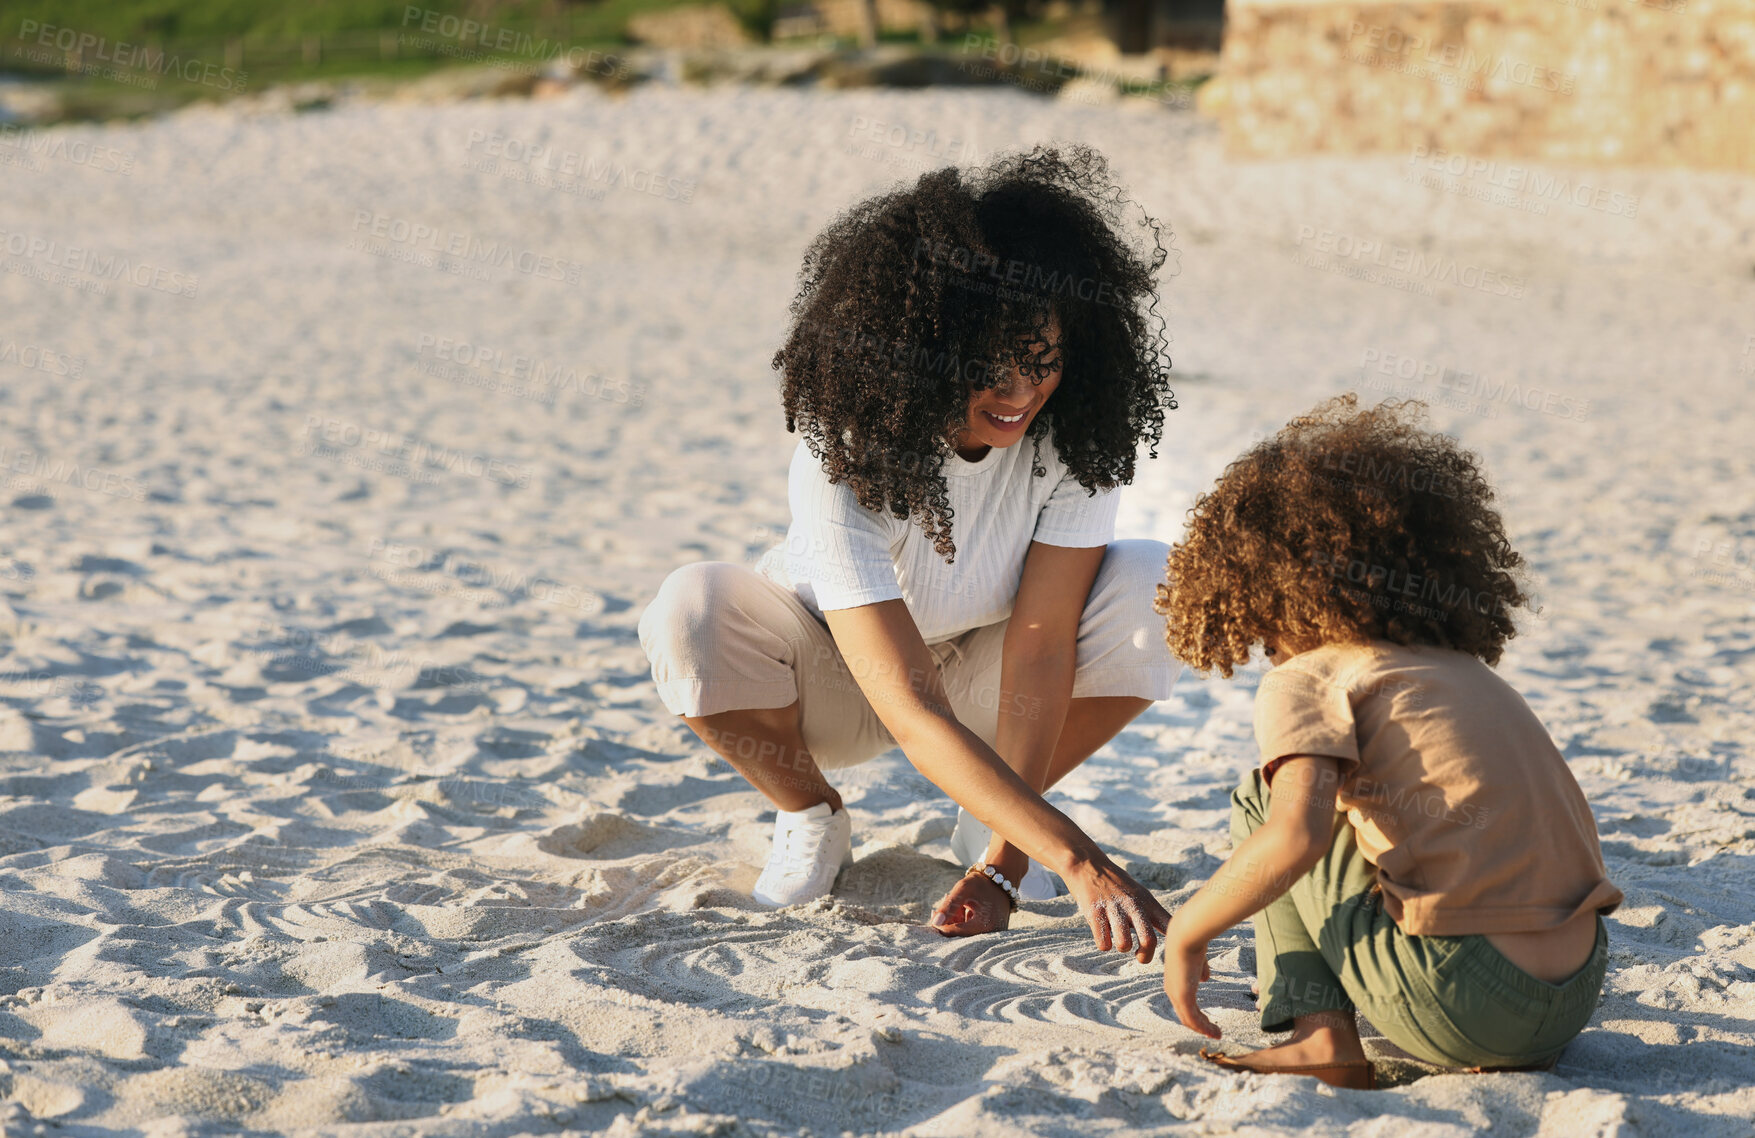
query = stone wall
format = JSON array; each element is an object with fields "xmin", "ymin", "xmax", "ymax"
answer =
[
  {"xmin": 1198, "ymin": 0, "xmax": 1755, "ymax": 172},
  {"xmin": 626, "ymin": 5, "xmax": 753, "ymax": 50},
  {"xmin": 771, "ymin": 0, "xmax": 937, "ymax": 41}
]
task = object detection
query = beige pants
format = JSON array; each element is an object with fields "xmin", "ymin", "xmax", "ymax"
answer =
[{"xmin": 636, "ymin": 540, "xmax": 1179, "ymax": 771}]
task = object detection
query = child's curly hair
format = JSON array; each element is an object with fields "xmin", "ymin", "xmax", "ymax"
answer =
[
  {"xmin": 773, "ymin": 145, "xmax": 1175, "ymax": 562},
  {"xmin": 1155, "ymin": 395, "xmax": 1533, "ymax": 676}
]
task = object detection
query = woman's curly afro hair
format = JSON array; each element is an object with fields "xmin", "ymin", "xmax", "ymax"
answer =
[
  {"xmin": 773, "ymin": 145, "xmax": 1176, "ymax": 562},
  {"xmin": 1155, "ymin": 395, "xmax": 1534, "ymax": 677}
]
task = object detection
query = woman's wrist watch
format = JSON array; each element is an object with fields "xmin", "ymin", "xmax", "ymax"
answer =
[{"xmin": 966, "ymin": 862, "xmax": 1021, "ymax": 911}]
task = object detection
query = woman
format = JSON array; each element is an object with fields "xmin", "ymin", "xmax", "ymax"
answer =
[{"xmin": 638, "ymin": 147, "xmax": 1180, "ymax": 958}]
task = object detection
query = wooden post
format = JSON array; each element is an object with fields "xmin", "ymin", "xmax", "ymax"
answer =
[
  {"xmin": 226, "ymin": 38, "xmax": 244, "ymax": 71},
  {"xmin": 918, "ymin": 5, "xmax": 939, "ymax": 44},
  {"xmin": 1102, "ymin": 0, "xmax": 1151, "ymax": 54},
  {"xmin": 303, "ymin": 35, "xmax": 321, "ymax": 65},
  {"xmin": 990, "ymin": 3, "xmax": 1013, "ymax": 48}
]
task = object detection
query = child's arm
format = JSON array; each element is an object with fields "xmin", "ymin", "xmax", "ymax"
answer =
[{"xmin": 1163, "ymin": 756, "xmax": 1343, "ymax": 1037}]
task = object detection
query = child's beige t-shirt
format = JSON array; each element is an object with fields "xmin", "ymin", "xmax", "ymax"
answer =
[{"xmin": 1253, "ymin": 641, "xmax": 1623, "ymax": 936}]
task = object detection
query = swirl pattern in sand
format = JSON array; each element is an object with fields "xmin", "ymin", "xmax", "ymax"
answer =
[{"xmin": 1, "ymin": 83, "xmax": 1753, "ymax": 1135}]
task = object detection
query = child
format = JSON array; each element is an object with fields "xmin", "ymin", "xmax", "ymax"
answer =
[{"xmin": 1153, "ymin": 395, "xmax": 1622, "ymax": 1089}]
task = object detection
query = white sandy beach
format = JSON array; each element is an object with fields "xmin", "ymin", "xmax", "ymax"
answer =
[{"xmin": 1, "ymin": 80, "xmax": 1754, "ymax": 1135}]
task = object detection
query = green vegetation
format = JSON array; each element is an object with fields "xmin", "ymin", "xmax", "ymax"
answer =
[
  {"xmin": 0, "ymin": 0, "xmax": 705, "ymax": 86},
  {"xmin": 0, "ymin": 0, "xmax": 1207, "ymax": 123}
]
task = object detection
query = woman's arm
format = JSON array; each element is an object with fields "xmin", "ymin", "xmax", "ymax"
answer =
[
  {"xmin": 823, "ymin": 598, "xmax": 1170, "ymax": 961},
  {"xmin": 1162, "ymin": 756, "xmax": 1343, "ymax": 1036},
  {"xmin": 977, "ymin": 541, "xmax": 1105, "ymax": 883}
]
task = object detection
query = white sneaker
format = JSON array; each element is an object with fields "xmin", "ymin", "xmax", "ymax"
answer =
[
  {"xmin": 752, "ymin": 801, "xmax": 853, "ymax": 906},
  {"xmin": 949, "ymin": 808, "xmax": 1061, "ymax": 901}
]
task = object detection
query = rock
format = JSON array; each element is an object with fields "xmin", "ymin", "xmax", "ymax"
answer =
[
  {"xmin": 626, "ymin": 6, "xmax": 753, "ymax": 51},
  {"xmin": 779, "ymin": 0, "xmax": 936, "ymax": 42}
]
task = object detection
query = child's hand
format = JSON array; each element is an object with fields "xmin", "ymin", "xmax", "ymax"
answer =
[{"xmin": 1163, "ymin": 934, "xmax": 1219, "ymax": 1037}]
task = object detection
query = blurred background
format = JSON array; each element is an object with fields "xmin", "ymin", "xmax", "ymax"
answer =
[
  {"xmin": 3, "ymin": 0, "xmax": 1747, "ymax": 173},
  {"xmin": 0, "ymin": 0, "xmax": 1219, "ymax": 122}
]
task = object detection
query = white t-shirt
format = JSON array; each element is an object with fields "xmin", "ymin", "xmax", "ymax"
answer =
[{"xmin": 757, "ymin": 427, "xmax": 1120, "ymax": 645}]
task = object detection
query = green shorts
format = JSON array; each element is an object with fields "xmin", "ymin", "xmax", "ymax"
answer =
[{"xmin": 1232, "ymin": 770, "xmax": 1609, "ymax": 1068}]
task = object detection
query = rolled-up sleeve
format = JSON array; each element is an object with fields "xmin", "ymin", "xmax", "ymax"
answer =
[{"xmin": 1032, "ymin": 471, "xmax": 1119, "ymax": 548}]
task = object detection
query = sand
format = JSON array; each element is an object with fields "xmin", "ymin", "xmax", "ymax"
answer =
[{"xmin": 1, "ymin": 79, "xmax": 1753, "ymax": 1136}]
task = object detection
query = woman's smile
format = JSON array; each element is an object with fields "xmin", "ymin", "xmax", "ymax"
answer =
[
  {"xmin": 953, "ymin": 312, "xmax": 1063, "ymax": 459},
  {"xmin": 980, "ymin": 402, "xmax": 1035, "ymax": 433},
  {"xmin": 958, "ymin": 386, "xmax": 1050, "ymax": 458}
]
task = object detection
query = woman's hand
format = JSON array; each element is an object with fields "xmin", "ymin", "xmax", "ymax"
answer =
[
  {"xmin": 1163, "ymin": 931, "xmax": 1218, "ymax": 1037},
  {"xmin": 1062, "ymin": 853, "xmax": 1172, "ymax": 964},
  {"xmin": 928, "ymin": 872, "xmax": 1012, "ymax": 936}
]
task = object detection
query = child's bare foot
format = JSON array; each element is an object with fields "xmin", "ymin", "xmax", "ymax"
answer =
[
  {"xmin": 1202, "ymin": 1011, "xmax": 1374, "ymax": 1088},
  {"xmin": 1236, "ymin": 1011, "xmax": 1368, "ymax": 1068}
]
